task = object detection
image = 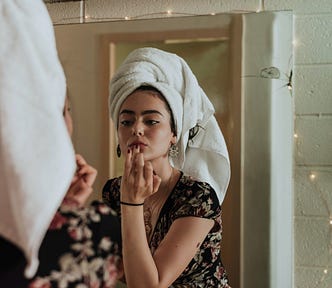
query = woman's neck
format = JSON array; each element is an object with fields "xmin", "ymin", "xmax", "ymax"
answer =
[{"xmin": 150, "ymin": 158, "xmax": 173, "ymax": 184}]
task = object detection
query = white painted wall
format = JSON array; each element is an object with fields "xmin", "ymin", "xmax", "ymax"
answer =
[
  {"xmin": 46, "ymin": 1, "xmax": 332, "ymax": 288},
  {"xmin": 241, "ymin": 11, "xmax": 293, "ymax": 288}
]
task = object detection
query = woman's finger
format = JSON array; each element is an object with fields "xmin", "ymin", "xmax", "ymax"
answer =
[
  {"xmin": 70, "ymin": 174, "xmax": 79, "ymax": 185},
  {"xmin": 65, "ymin": 178, "xmax": 92, "ymax": 207},
  {"xmin": 75, "ymin": 154, "xmax": 87, "ymax": 166},
  {"xmin": 77, "ymin": 165, "xmax": 97, "ymax": 186},
  {"xmin": 133, "ymin": 152, "xmax": 144, "ymax": 186},
  {"xmin": 66, "ymin": 178, "xmax": 83, "ymax": 197},
  {"xmin": 123, "ymin": 148, "xmax": 133, "ymax": 179},
  {"xmin": 143, "ymin": 161, "xmax": 153, "ymax": 188}
]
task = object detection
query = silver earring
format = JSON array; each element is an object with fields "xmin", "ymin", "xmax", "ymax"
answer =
[{"xmin": 169, "ymin": 144, "xmax": 179, "ymax": 157}]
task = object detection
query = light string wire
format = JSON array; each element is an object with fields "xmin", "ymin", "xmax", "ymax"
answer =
[
  {"xmin": 45, "ymin": 0, "xmax": 260, "ymax": 25},
  {"xmin": 50, "ymin": 10, "xmax": 231, "ymax": 25},
  {"xmin": 44, "ymin": 0, "xmax": 82, "ymax": 3}
]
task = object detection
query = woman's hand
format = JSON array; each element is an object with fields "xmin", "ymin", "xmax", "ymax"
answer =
[
  {"xmin": 64, "ymin": 154, "xmax": 97, "ymax": 207},
  {"xmin": 120, "ymin": 146, "xmax": 161, "ymax": 204}
]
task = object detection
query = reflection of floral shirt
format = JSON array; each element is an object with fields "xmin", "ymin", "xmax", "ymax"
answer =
[
  {"xmin": 28, "ymin": 200, "xmax": 123, "ymax": 288},
  {"xmin": 103, "ymin": 172, "xmax": 231, "ymax": 288}
]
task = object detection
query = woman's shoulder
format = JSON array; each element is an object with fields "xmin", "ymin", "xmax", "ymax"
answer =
[
  {"xmin": 171, "ymin": 173, "xmax": 221, "ymax": 219},
  {"xmin": 30, "ymin": 200, "xmax": 123, "ymax": 288},
  {"xmin": 179, "ymin": 174, "xmax": 218, "ymax": 201}
]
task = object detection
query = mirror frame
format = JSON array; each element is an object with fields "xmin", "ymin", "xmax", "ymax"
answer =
[{"xmin": 54, "ymin": 11, "xmax": 293, "ymax": 288}]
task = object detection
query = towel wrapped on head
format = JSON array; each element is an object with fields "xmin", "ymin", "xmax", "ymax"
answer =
[
  {"xmin": 0, "ymin": 0, "xmax": 75, "ymax": 278},
  {"xmin": 109, "ymin": 47, "xmax": 230, "ymax": 204}
]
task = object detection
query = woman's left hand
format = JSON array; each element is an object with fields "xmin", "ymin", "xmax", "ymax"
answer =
[{"xmin": 64, "ymin": 154, "xmax": 97, "ymax": 207}]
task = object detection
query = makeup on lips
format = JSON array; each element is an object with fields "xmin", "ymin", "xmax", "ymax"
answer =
[{"xmin": 128, "ymin": 142, "xmax": 147, "ymax": 151}]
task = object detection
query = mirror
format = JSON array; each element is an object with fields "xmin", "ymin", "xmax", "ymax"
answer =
[{"xmin": 54, "ymin": 11, "xmax": 293, "ymax": 288}]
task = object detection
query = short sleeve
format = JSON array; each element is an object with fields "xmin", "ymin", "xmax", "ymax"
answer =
[
  {"xmin": 28, "ymin": 200, "xmax": 123, "ymax": 287},
  {"xmin": 172, "ymin": 179, "xmax": 221, "ymax": 223},
  {"xmin": 102, "ymin": 177, "xmax": 121, "ymax": 215}
]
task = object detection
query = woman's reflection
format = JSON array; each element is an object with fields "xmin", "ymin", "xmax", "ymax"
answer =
[{"xmin": 101, "ymin": 47, "xmax": 231, "ymax": 287}]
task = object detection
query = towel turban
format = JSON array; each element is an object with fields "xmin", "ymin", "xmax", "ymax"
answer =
[{"xmin": 0, "ymin": 0, "xmax": 75, "ymax": 277}]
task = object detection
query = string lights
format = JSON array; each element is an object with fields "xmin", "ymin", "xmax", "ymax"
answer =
[
  {"xmin": 46, "ymin": 1, "xmax": 330, "ymax": 286},
  {"xmin": 309, "ymin": 174, "xmax": 331, "ymax": 288},
  {"xmin": 44, "ymin": 0, "xmax": 81, "ymax": 2},
  {"xmin": 45, "ymin": 0, "xmax": 258, "ymax": 25},
  {"xmin": 294, "ymin": 134, "xmax": 332, "ymax": 287},
  {"xmin": 48, "ymin": 7, "xmax": 219, "ymax": 25},
  {"xmin": 288, "ymin": 23, "xmax": 330, "ymax": 288}
]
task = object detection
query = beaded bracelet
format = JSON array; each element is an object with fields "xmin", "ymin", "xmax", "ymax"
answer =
[{"xmin": 120, "ymin": 200, "xmax": 144, "ymax": 206}]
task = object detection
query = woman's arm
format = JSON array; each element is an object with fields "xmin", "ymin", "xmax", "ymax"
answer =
[
  {"xmin": 122, "ymin": 209, "xmax": 213, "ymax": 288},
  {"xmin": 120, "ymin": 147, "xmax": 214, "ymax": 288}
]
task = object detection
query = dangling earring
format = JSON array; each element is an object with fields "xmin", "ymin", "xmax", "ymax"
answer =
[
  {"xmin": 116, "ymin": 144, "xmax": 121, "ymax": 158},
  {"xmin": 169, "ymin": 143, "xmax": 179, "ymax": 158}
]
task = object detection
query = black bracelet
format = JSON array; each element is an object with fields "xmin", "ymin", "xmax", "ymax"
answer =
[{"xmin": 120, "ymin": 200, "xmax": 144, "ymax": 206}]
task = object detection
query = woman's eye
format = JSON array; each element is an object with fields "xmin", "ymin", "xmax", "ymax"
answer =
[
  {"xmin": 120, "ymin": 120, "xmax": 132, "ymax": 126},
  {"xmin": 145, "ymin": 120, "xmax": 159, "ymax": 125}
]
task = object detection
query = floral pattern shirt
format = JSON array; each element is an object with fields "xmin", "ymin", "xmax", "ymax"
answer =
[
  {"xmin": 102, "ymin": 172, "xmax": 231, "ymax": 288},
  {"xmin": 28, "ymin": 199, "xmax": 123, "ymax": 288}
]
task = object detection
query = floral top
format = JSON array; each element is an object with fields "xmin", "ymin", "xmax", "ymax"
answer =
[
  {"xmin": 28, "ymin": 199, "xmax": 123, "ymax": 288},
  {"xmin": 102, "ymin": 172, "xmax": 231, "ymax": 288}
]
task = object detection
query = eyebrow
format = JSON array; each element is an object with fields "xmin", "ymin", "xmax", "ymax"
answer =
[{"xmin": 119, "ymin": 109, "xmax": 164, "ymax": 117}]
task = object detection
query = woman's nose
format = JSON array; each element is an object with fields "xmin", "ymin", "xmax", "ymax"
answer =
[{"xmin": 132, "ymin": 123, "xmax": 144, "ymax": 136}]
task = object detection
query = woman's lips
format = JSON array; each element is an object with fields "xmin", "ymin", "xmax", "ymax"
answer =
[{"xmin": 128, "ymin": 142, "xmax": 147, "ymax": 149}]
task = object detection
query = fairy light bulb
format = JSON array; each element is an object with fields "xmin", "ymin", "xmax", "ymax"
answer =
[
  {"xmin": 324, "ymin": 269, "xmax": 328, "ymax": 274},
  {"xmin": 309, "ymin": 173, "xmax": 316, "ymax": 181},
  {"xmin": 167, "ymin": 10, "xmax": 172, "ymax": 15},
  {"xmin": 294, "ymin": 133, "xmax": 298, "ymax": 139},
  {"xmin": 124, "ymin": 16, "xmax": 130, "ymax": 20}
]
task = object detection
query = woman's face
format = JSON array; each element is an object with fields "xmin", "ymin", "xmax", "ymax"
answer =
[
  {"xmin": 117, "ymin": 90, "xmax": 176, "ymax": 163},
  {"xmin": 63, "ymin": 96, "xmax": 73, "ymax": 136}
]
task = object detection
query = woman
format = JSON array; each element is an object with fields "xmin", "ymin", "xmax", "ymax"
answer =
[
  {"xmin": 103, "ymin": 47, "xmax": 231, "ymax": 287},
  {"xmin": 1, "ymin": 95, "xmax": 124, "ymax": 288},
  {"xmin": 0, "ymin": 1, "xmax": 123, "ymax": 287},
  {"xmin": 0, "ymin": 0, "xmax": 76, "ymax": 285},
  {"xmin": 26, "ymin": 96, "xmax": 124, "ymax": 288}
]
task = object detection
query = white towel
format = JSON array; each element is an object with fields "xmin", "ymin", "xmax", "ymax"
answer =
[
  {"xmin": 0, "ymin": 0, "xmax": 75, "ymax": 277},
  {"xmin": 109, "ymin": 47, "xmax": 230, "ymax": 204}
]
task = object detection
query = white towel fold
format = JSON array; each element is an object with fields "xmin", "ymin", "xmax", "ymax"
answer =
[
  {"xmin": 109, "ymin": 47, "xmax": 230, "ymax": 204},
  {"xmin": 0, "ymin": 0, "xmax": 75, "ymax": 277}
]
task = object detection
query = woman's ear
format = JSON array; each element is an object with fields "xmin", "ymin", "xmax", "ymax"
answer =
[{"xmin": 171, "ymin": 135, "xmax": 177, "ymax": 145}]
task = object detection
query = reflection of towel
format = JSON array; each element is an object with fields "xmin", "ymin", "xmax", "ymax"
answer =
[
  {"xmin": 0, "ymin": 0, "xmax": 75, "ymax": 277},
  {"xmin": 109, "ymin": 47, "xmax": 230, "ymax": 204}
]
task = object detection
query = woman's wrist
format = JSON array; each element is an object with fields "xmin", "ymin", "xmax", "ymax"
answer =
[{"xmin": 120, "ymin": 200, "xmax": 144, "ymax": 206}]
